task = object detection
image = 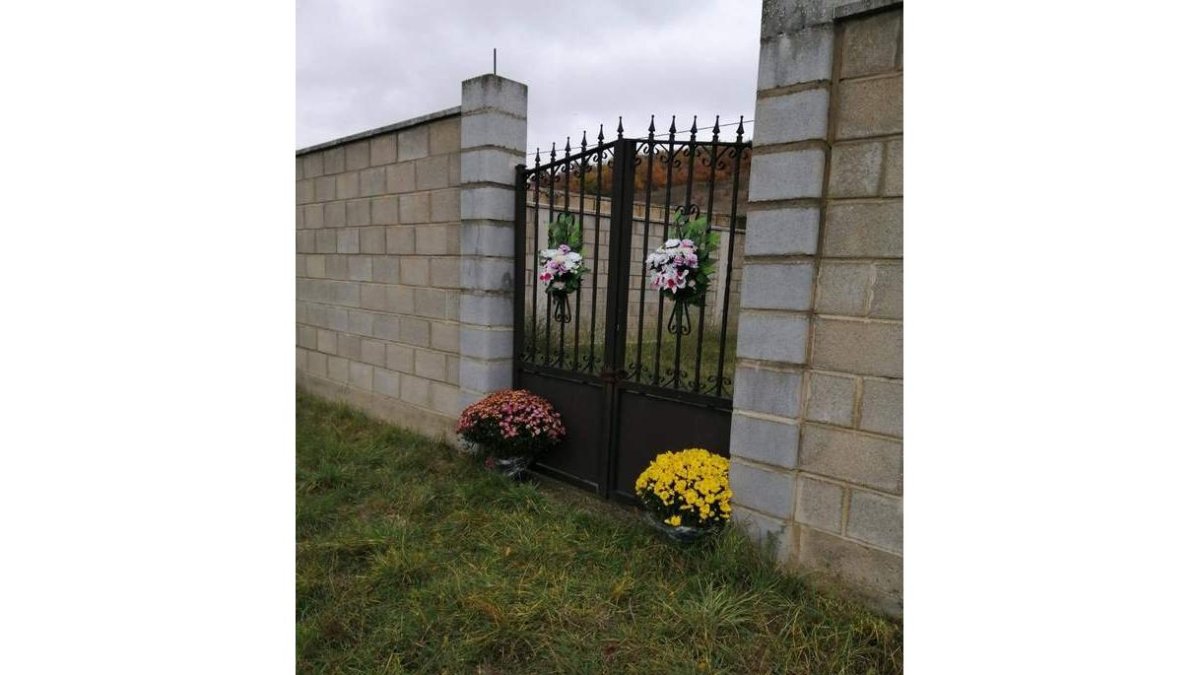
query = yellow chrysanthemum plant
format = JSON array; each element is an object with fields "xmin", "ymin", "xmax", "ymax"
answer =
[{"xmin": 634, "ymin": 448, "xmax": 733, "ymax": 538}]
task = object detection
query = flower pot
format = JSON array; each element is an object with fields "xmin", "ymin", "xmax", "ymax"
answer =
[
  {"xmin": 484, "ymin": 454, "xmax": 533, "ymax": 480},
  {"xmin": 641, "ymin": 511, "xmax": 720, "ymax": 544}
]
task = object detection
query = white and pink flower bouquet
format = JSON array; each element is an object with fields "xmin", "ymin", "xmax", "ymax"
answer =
[
  {"xmin": 538, "ymin": 214, "xmax": 587, "ymax": 296},
  {"xmin": 645, "ymin": 212, "xmax": 719, "ymax": 305}
]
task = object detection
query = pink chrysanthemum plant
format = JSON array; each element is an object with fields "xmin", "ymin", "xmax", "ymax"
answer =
[{"xmin": 455, "ymin": 389, "xmax": 566, "ymax": 461}]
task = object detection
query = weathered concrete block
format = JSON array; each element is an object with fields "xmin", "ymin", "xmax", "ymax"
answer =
[
  {"xmin": 371, "ymin": 196, "xmax": 400, "ymax": 226},
  {"xmin": 415, "ymin": 154, "xmax": 450, "ymax": 191},
  {"xmin": 319, "ymin": 203, "xmax": 343, "ymax": 230},
  {"xmin": 731, "ymin": 509, "xmax": 790, "ymax": 560},
  {"xmin": 461, "ymin": 148, "xmax": 522, "ymax": 185},
  {"xmin": 360, "ymin": 166, "xmax": 387, "ymax": 197},
  {"xmin": 460, "ymin": 293, "xmax": 513, "ymax": 327},
  {"xmin": 399, "ymin": 192, "xmax": 431, "ymax": 224},
  {"xmin": 430, "ymin": 381, "xmax": 461, "ymax": 415},
  {"xmin": 305, "ymin": 255, "xmax": 326, "ymax": 279},
  {"xmin": 748, "ymin": 149, "xmax": 825, "ymax": 201},
  {"xmin": 323, "ymin": 147, "xmax": 345, "ymax": 175},
  {"xmin": 459, "ymin": 357, "xmax": 511, "ymax": 393},
  {"xmin": 415, "ymin": 226, "xmax": 450, "ymax": 255},
  {"xmin": 371, "ymin": 314, "xmax": 401, "ymax": 342},
  {"xmin": 461, "ymin": 222, "xmax": 513, "ymax": 257},
  {"xmin": 790, "ymin": 525, "xmax": 902, "ymax": 614},
  {"xmin": 370, "ymin": 134, "xmax": 397, "ymax": 167},
  {"xmin": 881, "ymin": 139, "xmax": 902, "ymax": 196},
  {"xmin": 345, "ymin": 141, "xmax": 370, "ymax": 170},
  {"xmin": 753, "ymin": 88, "xmax": 829, "ymax": 145},
  {"xmin": 731, "ymin": 413, "xmax": 800, "ymax": 469},
  {"xmin": 868, "ymin": 263, "xmax": 902, "ymax": 319},
  {"xmin": 386, "ymin": 343, "xmax": 415, "ymax": 373},
  {"xmin": 429, "ymin": 258, "xmax": 460, "ymax": 289},
  {"xmin": 795, "ymin": 475, "xmax": 844, "ymax": 533},
  {"xmin": 303, "ymin": 205, "xmax": 324, "ymax": 231},
  {"xmin": 741, "ymin": 262, "xmax": 814, "ymax": 311},
  {"xmin": 348, "ymin": 361, "xmax": 373, "ymax": 391},
  {"xmin": 348, "ymin": 257, "xmax": 372, "ymax": 283},
  {"xmin": 400, "ymin": 373, "xmax": 432, "ymax": 406},
  {"xmin": 414, "ymin": 349, "xmax": 446, "ymax": 381},
  {"xmin": 397, "ymin": 126, "xmax": 429, "ymax": 162},
  {"xmin": 757, "ymin": 25, "xmax": 834, "ymax": 89},
  {"xmin": 859, "ymin": 378, "xmax": 902, "ymax": 437},
  {"xmin": 429, "ymin": 117, "xmax": 462, "ymax": 156},
  {"xmin": 400, "ymin": 257, "xmax": 429, "ymax": 286},
  {"xmin": 346, "ymin": 199, "xmax": 371, "ymax": 227},
  {"xmin": 733, "ymin": 365, "xmax": 802, "ymax": 418},
  {"xmin": 372, "ymin": 255, "xmax": 400, "ymax": 284},
  {"xmin": 729, "ymin": 460, "xmax": 795, "ymax": 519},
  {"xmin": 360, "ymin": 283, "xmax": 387, "ymax": 312},
  {"xmin": 461, "ymin": 112, "xmax": 526, "ymax": 152},
  {"xmin": 386, "ymin": 163, "xmax": 416, "ymax": 194},
  {"xmin": 823, "ymin": 201, "xmax": 902, "ymax": 258},
  {"xmin": 337, "ymin": 333, "xmax": 362, "ymax": 361},
  {"xmin": 386, "ymin": 286, "xmax": 415, "ymax": 315},
  {"xmin": 386, "ymin": 226, "xmax": 415, "ymax": 255},
  {"xmin": 324, "ymin": 255, "xmax": 348, "ymax": 281},
  {"xmin": 296, "ymin": 179, "xmax": 315, "ymax": 204},
  {"xmin": 431, "ymin": 321, "xmax": 460, "ymax": 353},
  {"xmin": 800, "ymin": 423, "xmax": 901, "ymax": 493},
  {"xmin": 736, "ymin": 311, "xmax": 808, "ymax": 364},
  {"xmin": 307, "ymin": 351, "xmax": 328, "ymax": 378},
  {"xmin": 462, "ymin": 75, "xmax": 528, "ymax": 118},
  {"xmin": 297, "ymin": 325, "xmax": 318, "ymax": 350},
  {"xmin": 399, "ymin": 317, "xmax": 431, "ymax": 347},
  {"xmin": 315, "ymin": 176, "xmax": 336, "ymax": 202},
  {"xmin": 836, "ymin": 75, "xmax": 902, "ymax": 140},
  {"xmin": 829, "ymin": 141, "xmax": 883, "ymax": 198},
  {"xmin": 373, "ymin": 367, "xmax": 400, "ymax": 398},
  {"xmin": 360, "ymin": 338, "xmax": 386, "ymax": 367},
  {"xmin": 413, "ymin": 288, "xmax": 447, "ymax": 319},
  {"xmin": 335, "ymin": 172, "xmax": 359, "ymax": 200},
  {"xmin": 846, "ymin": 490, "xmax": 902, "ymax": 553},
  {"xmin": 805, "ymin": 371, "xmax": 856, "ymax": 427},
  {"xmin": 301, "ymin": 153, "xmax": 323, "ymax": 179},
  {"xmin": 296, "ymin": 230, "xmax": 315, "ymax": 253},
  {"xmin": 811, "ymin": 317, "xmax": 902, "ymax": 378},
  {"xmin": 461, "ymin": 186, "xmax": 516, "ymax": 221},
  {"xmin": 460, "ymin": 257, "xmax": 514, "ymax": 292},
  {"xmin": 815, "ymin": 262, "xmax": 871, "ymax": 316},
  {"xmin": 336, "ymin": 229, "xmax": 360, "ymax": 255},
  {"xmin": 316, "ymin": 328, "xmax": 337, "ymax": 354},
  {"xmin": 360, "ymin": 226, "xmax": 385, "ymax": 254},
  {"xmin": 430, "ymin": 189, "xmax": 460, "ymax": 223},
  {"xmin": 841, "ymin": 9, "xmax": 902, "ymax": 79},
  {"xmin": 327, "ymin": 355, "xmax": 349, "ymax": 383}
]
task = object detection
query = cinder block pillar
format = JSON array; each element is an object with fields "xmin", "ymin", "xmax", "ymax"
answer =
[{"xmin": 457, "ymin": 75, "xmax": 528, "ymax": 408}]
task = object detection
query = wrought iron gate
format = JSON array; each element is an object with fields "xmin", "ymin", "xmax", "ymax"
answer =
[{"xmin": 513, "ymin": 116, "xmax": 751, "ymax": 502}]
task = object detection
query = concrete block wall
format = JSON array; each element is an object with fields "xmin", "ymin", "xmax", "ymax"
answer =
[
  {"xmin": 296, "ymin": 75, "xmax": 528, "ymax": 438},
  {"xmin": 730, "ymin": 0, "xmax": 903, "ymax": 614}
]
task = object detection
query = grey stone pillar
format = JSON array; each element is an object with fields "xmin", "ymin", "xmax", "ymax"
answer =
[{"xmin": 457, "ymin": 75, "xmax": 528, "ymax": 408}]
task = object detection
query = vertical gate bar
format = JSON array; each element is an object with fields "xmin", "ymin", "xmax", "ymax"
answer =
[
  {"xmin": 587, "ymin": 128, "xmax": 605, "ymax": 374},
  {"xmin": 714, "ymin": 120, "xmax": 747, "ymax": 398},
  {"xmin": 674, "ymin": 119, "xmax": 698, "ymax": 390},
  {"xmin": 529, "ymin": 152, "xmax": 541, "ymax": 365},
  {"xmin": 692, "ymin": 120, "xmax": 720, "ymax": 392},
  {"xmin": 598, "ymin": 137, "xmax": 636, "ymax": 498},
  {"xmin": 633, "ymin": 127, "xmax": 655, "ymax": 382},
  {"xmin": 652, "ymin": 118, "xmax": 676, "ymax": 386},
  {"xmin": 544, "ymin": 143, "xmax": 556, "ymax": 365},
  {"xmin": 558, "ymin": 138, "xmax": 570, "ymax": 367},
  {"xmin": 512, "ymin": 163, "xmax": 527, "ymax": 385},
  {"xmin": 573, "ymin": 135, "xmax": 587, "ymax": 371}
]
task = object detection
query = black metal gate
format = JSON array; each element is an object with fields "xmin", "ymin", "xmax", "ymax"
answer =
[{"xmin": 513, "ymin": 116, "xmax": 751, "ymax": 502}]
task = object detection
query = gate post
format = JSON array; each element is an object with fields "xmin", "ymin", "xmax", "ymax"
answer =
[{"xmin": 457, "ymin": 75, "xmax": 528, "ymax": 408}]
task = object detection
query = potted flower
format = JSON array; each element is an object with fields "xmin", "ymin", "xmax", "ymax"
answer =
[
  {"xmin": 455, "ymin": 389, "xmax": 566, "ymax": 479},
  {"xmin": 538, "ymin": 214, "xmax": 587, "ymax": 323},
  {"xmin": 644, "ymin": 208, "xmax": 720, "ymax": 334},
  {"xmin": 635, "ymin": 448, "xmax": 732, "ymax": 543}
]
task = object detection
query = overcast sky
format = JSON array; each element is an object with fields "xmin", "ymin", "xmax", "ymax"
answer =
[{"xmin": 297, "ymin": 0, "xmax": 762, "ymax": 156}]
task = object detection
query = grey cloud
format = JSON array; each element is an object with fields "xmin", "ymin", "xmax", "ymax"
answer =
[{"xmin": 297, "ymin": 0, "xmax": 762, "ymax": 152}]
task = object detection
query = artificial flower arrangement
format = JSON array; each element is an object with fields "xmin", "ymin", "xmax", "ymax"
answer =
[
  {"xmin": 635, "ymin": 448, "xmax": 732, "ymax": 541},
  {"xmin": 538, "ymin": 213, "xmax": 587, "ymax": 296},
  {"xmin": 645, "ymin": 210, "xmax": 720, "ymax": 306},
  {"xmin": 455, "ymin": 389, "xmax": 566, "ymax": 478}
]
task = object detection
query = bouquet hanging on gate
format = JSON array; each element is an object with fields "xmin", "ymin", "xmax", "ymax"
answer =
[
  {"xmin": 538, "ymin": 214, "xmax": 588, "ymax": 296},
  {"xmin": 645, "ymin": 210, "xmax": 719, "ymax": 306}
]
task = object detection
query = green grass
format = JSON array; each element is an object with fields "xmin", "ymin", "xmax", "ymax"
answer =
[{"xmin": 297, "ymin": 391, "xmax": 902, "ymax": 674}]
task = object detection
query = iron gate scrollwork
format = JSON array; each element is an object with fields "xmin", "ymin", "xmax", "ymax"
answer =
[{"xmin": 513, "ymin": 115, "xmax": 751, "ymax": 501}]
